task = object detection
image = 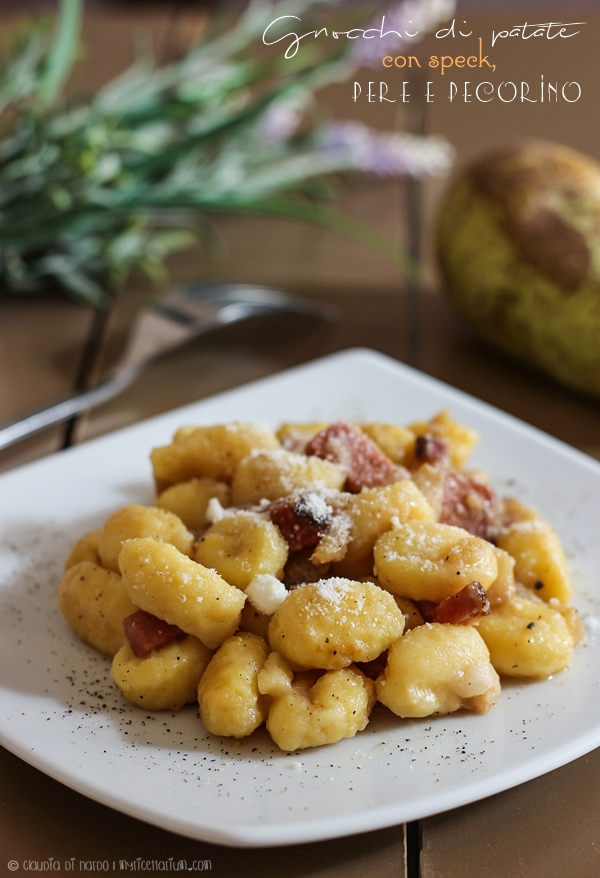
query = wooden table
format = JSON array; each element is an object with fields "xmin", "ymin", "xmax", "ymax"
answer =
[{"xmin": 1, "ymin": 4, "xmax": 600, "ymax": 877}]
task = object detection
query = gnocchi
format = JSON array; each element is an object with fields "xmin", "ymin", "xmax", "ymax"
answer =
[
  {"xmin": 111, "ymin": 635, "xmax": 213, "ymax": 710},
  {"xmin": 268, "ymin": 578, "xmax": 405, "ymax": 670},
  {"xmin": 119, "ymin": 537, "xmax": 246, "ymax": 649},
  {"xmin": 258, "ymin": 652, "xmax": 375, "ymax": 751},
  {"xmin": 99, "ymin": 504, "xmax": 194, "ymax": 573},
  {"xmin": 198, "ymin": 632, "xmax": 270, "ymax": 738},
  {"xmin": 58, "ymin": 561, "xmax": 137, "ymax": 655},
  {"xmin": 373, "ymin": 521, "xmax": 498, "ymax": 602},
  {"xmin": 376, "ymin": 624, "xmax": 500, "ymax": 717},
  {"xmin": 194, "ymin": 511, "xmax": 288, "ymax": 589},
  {"xmin": 58, "ymin": 413, "xmax": 583, "ymax": 753},
  {"xmin": 157, "ymin": 477, "xmax": 231, "ymax": 532},
  {"xmin": 151, "ymin": 422, "xmax": 280, "ymax": 490},
  {"xmin": 476, "ymin": 597, "xmax": 574, "ymax": 678}
]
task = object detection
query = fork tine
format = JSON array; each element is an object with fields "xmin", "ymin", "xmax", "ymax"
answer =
[{"xmin": 165, "ymin": 282, "xmax": 340, "ymax": 323}]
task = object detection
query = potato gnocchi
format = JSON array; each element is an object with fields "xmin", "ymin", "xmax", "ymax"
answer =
[{"xmin": 58, "ymin": 413, "xmax": 583, "ymax": 752}]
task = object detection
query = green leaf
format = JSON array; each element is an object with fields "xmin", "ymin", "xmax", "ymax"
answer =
[{"xmin": 36, "ymin": 0, "xmax": 82, "ymax": 110}]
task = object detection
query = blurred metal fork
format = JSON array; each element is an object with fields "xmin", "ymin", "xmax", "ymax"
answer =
[{"xmin": 0, "ymin": 283, "xmax": 338, "ymax": 452}]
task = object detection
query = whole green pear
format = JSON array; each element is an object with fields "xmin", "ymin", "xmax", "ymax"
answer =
[{"xmin": 436, "ymin": 141, "xmax": 600, "ymax": 396}]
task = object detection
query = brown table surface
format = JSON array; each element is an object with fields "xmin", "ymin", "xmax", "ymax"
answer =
[{"xmin": 1, "ymin": 5, "xmax": 600, "ymax": 877}]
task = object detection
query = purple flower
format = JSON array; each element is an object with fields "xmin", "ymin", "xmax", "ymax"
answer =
[
  {"xmin": 257, "ymin": 99, "xmax": 304, "ymax": 145},
  {"xmin": 319, "ymin": 120, "xmax": 453, "ymax": 177}
]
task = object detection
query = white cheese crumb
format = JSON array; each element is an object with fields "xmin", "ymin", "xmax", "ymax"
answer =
[
  {"xmin": 246, "ymin": 574, "xmax": 288, "ymax": 615},
  {"xmin": 314, "ymin": 577, "xmax": 352, "ymax": 605},
  {"xmin": 297, "ymin": 491, "xmax": 332, "ymax": 523},
  {"xmin": 583, "ymin": 614, "xmax": 600, "ymax": 643},
  {"xmin": 206, "ymin": 497, "xmax": 227, "ymax": 524}
]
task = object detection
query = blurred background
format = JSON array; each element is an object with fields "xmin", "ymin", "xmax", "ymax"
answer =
[{"xmin": 2, "ymin": 0, "xmax": 596, "ymax": 291}]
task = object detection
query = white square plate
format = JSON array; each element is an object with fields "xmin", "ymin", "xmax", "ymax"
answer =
[{"xmin": 1, "ymin": 348, "xmax": 600, "ymax": 848}]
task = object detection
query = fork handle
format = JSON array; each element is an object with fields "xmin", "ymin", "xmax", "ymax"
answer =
[{"xmin": 0, "ymin": 370, "xmax": 137, "ymax": 453}]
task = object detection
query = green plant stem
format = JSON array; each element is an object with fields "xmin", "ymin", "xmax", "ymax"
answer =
[{"xmin": 37, "ymin": 0, "xmax": 82, "ymax": 110}]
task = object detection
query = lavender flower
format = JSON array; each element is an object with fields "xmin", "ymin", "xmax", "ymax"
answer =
[
  {"xmin": 257, "ymin": 97, "xmax": 306, "ymax": 145},
  {"xmin": 319, "ymin": 120, "xmax": 454, "ymax": 178},
  {"xmin": 352, "ymin": 0, "xmax": 457, "ymax": 68}
]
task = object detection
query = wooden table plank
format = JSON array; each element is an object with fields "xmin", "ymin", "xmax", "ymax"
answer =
[
  {"xmin": 0, "ymin": 293, "xmax": 94, "ymax": 473},
  {"xmin": 0, "ymin": 747, "xmax": 405, "ymax": 878},
  {"xmin": 421, "ymin": 748, "xmax": 600, "ymax": 878}
]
